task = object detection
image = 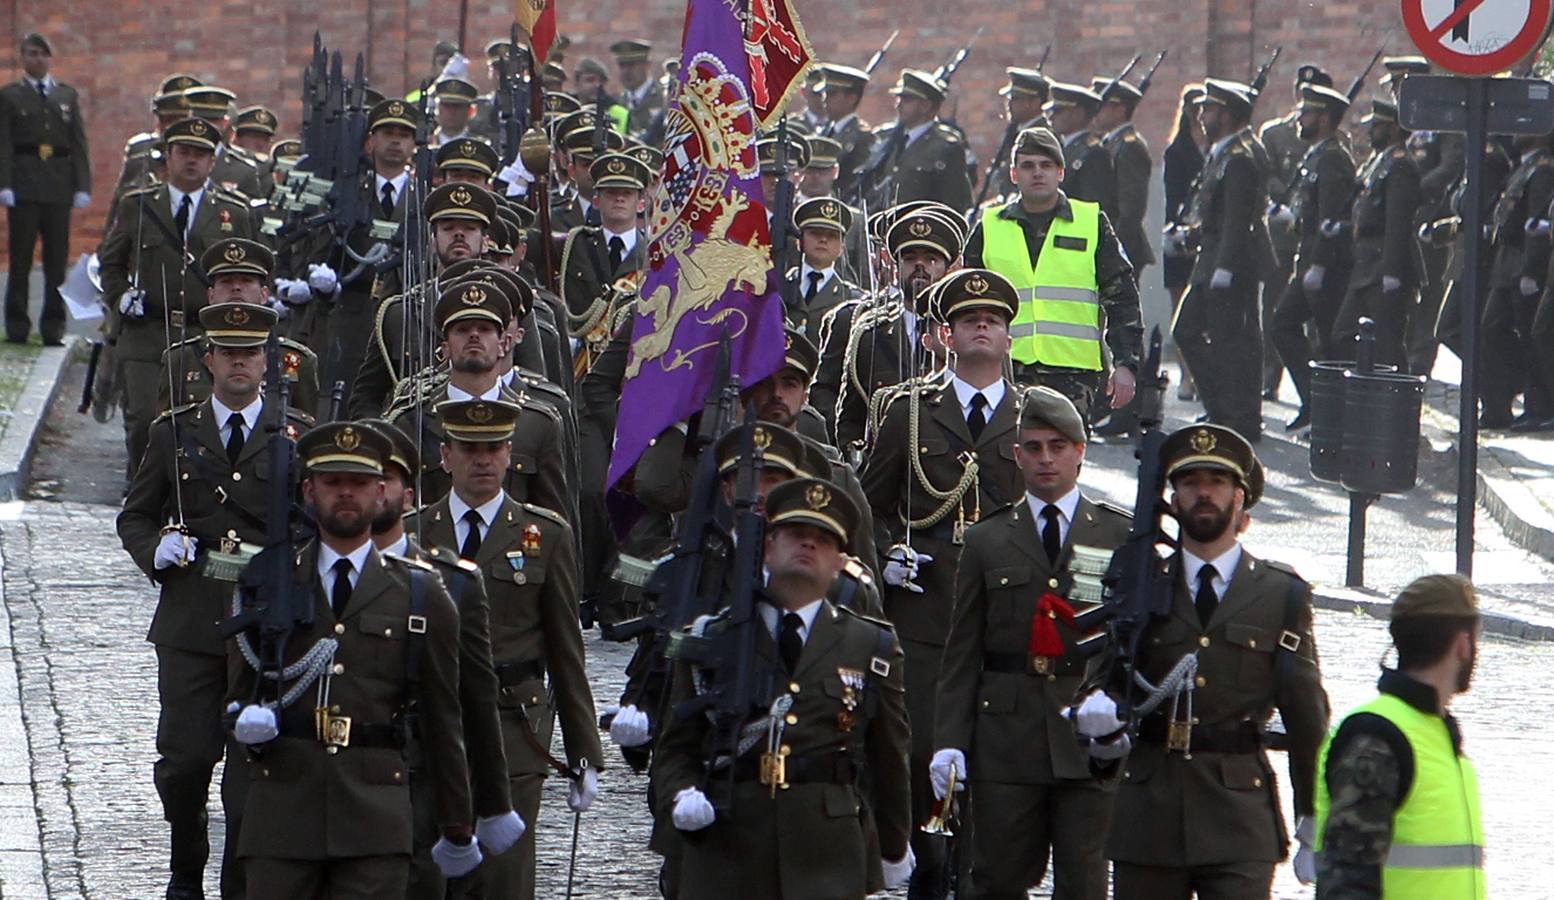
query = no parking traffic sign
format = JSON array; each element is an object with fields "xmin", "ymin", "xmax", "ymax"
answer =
[{"xmin": 1401, "ymin": 0, "xmax": 1554, "ymax": 74}]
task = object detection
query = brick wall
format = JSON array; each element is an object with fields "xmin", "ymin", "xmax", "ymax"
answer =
[{"xmin": 3, "ymin": 0, "xmax": 1399, "ymax": 256}]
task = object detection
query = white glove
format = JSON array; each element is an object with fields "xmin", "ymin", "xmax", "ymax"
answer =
[
  {"xmin": 498, "ymin": 160, "xmax": 536, "ymax": 198},
  {"xmin": 439, "ymin": 52, "xmax": 471, "ymax": 81},
  {"xmin": 882, "ymin": 545, "xmax": 932, "ymax": 592},
  {"xmin": 276, "ymin": 278, "xmax": 312, "ymax": 305},
  {"xmin": 153, "ymin": 531, "xmax": 197, "ymax": 570},
  {"xmin": 1070, "ymin": 690, "xmax": 1124, "ymax": 738},
  {"xmin": 431, "ymin": 836, "xmax": 484, "ymax": 878},
  {"xmin": 1210, "ymin": 267, "xmax": 1233, "ymax": 290},
  {"xmin": 672, "ymin": 786, "xmax": 716, "ymax": 832},
  {"xmin": 234, "ymin": 704, "xmax": 279, "ymax": 745},
  {"xmin": 1267, "ymin": 203, "xmax": 1295, "ymax": 228},
  {"xmin": 0, "ymin": 189, "xmax": 14, "ymax": 207},
  {"xmin": 1382, "ymin": 275, "xmax": 1402, "ymax": 294},
  {"xmin": 1302, "ymin": 265, "xmax": 1326, "ymax": 293},
  {"xmin": 1527, "ymin": 217, "xmax": 1552, "ymax": 237},
  {"xmin": 882, "ymin": 847, "xmax": 917, "ymax": 889},
  {"xmin": 610, "ymin": 704, "xmax": 652, "ymax": 748},
  {"xmin": 1162, "ymin": 229, "xmax": 1186, "ymax": 256},
  {"xmin": 1319, "ymin": 218, "xmax": 1346, "ymax": 238},
  {"xmin": 72, "ymin": 191, "xmax": 91, "ymax": 209},
  {"xmin": 307, "ymin": 263, "xmax": 339, "ymax": 296},
  {"xmin": 1521, "ymin": 276, "xmax": 1541, "ymax": 297},
  {"xmin": 1293, "ymin": 815, "xmax": 1317, "ymax": 884},
  {"xmin": 118, "ymin": 289, "xmax": 146, "ymax": 318},
  {"xmin": 268, "ymin": 295, "xmax": 290, "ymax": 320},
  {"xmin": 475, "ymin": 810, "xmax": 527, "ymax": 855},
  {"xmin": 567, "ymin": 766, "xmax": 599, "ymax": 813},
  {"xmin": 1088, "ymin": 732, "xmax": 1132, "ymax": 761},
  {"xmin": 928, "ymin": 748, "xmax": 967, "ymax": 801}
]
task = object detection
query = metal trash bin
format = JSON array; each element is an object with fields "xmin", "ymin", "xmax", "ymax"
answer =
[
  {"xmin": 1309, "ymin": 360, "xmax": 1398, "ymax": 483},
  {"xmin": 1340, "ymin": 369, "xmax": 1426, "ymax": 495}
]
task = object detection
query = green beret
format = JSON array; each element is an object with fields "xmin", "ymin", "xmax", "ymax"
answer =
[
  {"xmin": 1392, "ymin": 574, "xmax": 1479, "ymax": 620},
  {"xmin": 1013, "ymin": 126, "xmax": 1064, "ymax": 167},
  {"xmin": 1019, "ymin": 386, "xmax": 1085, "ymax": 444}
]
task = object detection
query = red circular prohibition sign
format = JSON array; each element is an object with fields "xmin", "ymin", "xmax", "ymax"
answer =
[{"xmin": 1402, "ymin": 0, "xmax": 1554, "ymax": 75}]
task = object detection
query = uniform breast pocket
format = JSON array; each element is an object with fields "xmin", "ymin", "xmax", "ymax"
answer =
[
  {"xmin": 487, "ymin": 560, "xmax": 546, "ymax": 627},
  {"xmin": 984, "ymin": 565, "xmax": 1032, "ymax": 624},
  {"xmin": 1224, "ymin": 623, "xmax": 1275, "ymax": 690},
  {"xmin": 356, "ymin": 612, "xmax": 407, "ymax": 673}
]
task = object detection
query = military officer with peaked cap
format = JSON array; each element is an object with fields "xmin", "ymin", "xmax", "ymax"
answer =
[
  {"xmin": 436, "ymin": 137, "xmax": 501, "ymax": 186},
  {"xmin": 985, "ymin": 66, "xmax": 1053, "ymax": 202},
  {"xmin": 1044, "ymin": 82, "xmax": 1114, "ymax": 218},
  {"xmin": 159, "ymin": 237, "xmax": 320, "ymax": 414},
  {"xmin": 816, "ymin": 63, "xmax": 875, "ymax": 200},
  {"xmin": 785, "ymin": 196, "xmax": 862, "ymax": 346},
  {"xmin": 183, "ymin": 86, "xmax": 265, "ymax": 198},
  {"xmin": 933, "ymin": 386, "xmax": 1132, "ymax": 899},
  {"xmin": 118, "ymin": 294, "xmax": 314, "ymax": 899},
  {"xmin": 611, "ymin": 38, "xmax": 664, "ymax": 136},
  {"xmin": 1081, "ymin": 423, "xmax": 1329, "ymax": 899},
  {"xmin": 858, "ymin": 69, "xmax": 973, "ymax": 214}
]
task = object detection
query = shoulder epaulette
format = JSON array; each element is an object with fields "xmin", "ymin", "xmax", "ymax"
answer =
[
  {"xmin": 382, "ymin": 551, "xmax": 435, "ymax": 572},
  {"xmin": 1260, "ymin": 558, "xmax": 1307, "ymax": 582},
  {"xmin": 1094, "ymin": 499, "xmax": 1134, "ymax": 520},
  {"xmin": 841, "ymin": 556, "xmax": 874, "ymax": 586},
  {"xmin": 520, "ymin": 501, "xmax": 570, "ymax": 528},
  {"xmin": 153, "ymin": 401, "xmax": 200, "ymax": 424},
  {"xmin": 837, "ymin": 604, "xmax": 895, "ymax": 631},
  {"xmin": 425, "ymin": 545, "xmax": 480, "ymax": 573},
  {"xmin": 278, "ymin": 336, "xmax": 316, "ymax": 358},
  {"xmin": 213, "ymin": 187, "xmax": 250, "ymax": 205},
  {"xmin": 934, "ymin": 123, "xmax": 963, "ymax": 143},
  {"xmin": 285, "ymin": 408, "xmax": 316, "ymax": 427},
  {"xmin": 124, "ymin": 184, "xmax": 160, "ymax": 199},
  {"xmin": 164, "ymin": 334, "xmax": 203, "ymax": 352}
]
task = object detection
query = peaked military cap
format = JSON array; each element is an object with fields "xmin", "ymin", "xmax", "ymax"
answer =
[
  {"xmin": 1392, "ymin": 574, "xmax": 1479, "ymax": 620},
  {"xmin": 885, "ymin": 207, "xmax": 963, "ymax": 261},
  {"xmin": 436, "ymin": 137, "xmax": 500, "ymax": 177},
  {"xmin": 793, "ymin": 196, "xmax": 852, "ymax": 235},
  {"xmin": 781, "ymin": 324, "xmax": 820, "ymax": 380},
  {"xmin": 434, "ymin": 278, "xmax": 512, "ymax": 331},
  {"xmin": 541, "ymin": 63, "xmax": 570, "ymax": 88},
  {"xmin": 233, "ymin": 106, "xmax": 278, "ymax": 135},
  {"xmin": 21, "ymin": 33, "xmax": 52, "ymax": 56},
  {"xmin": 183, "ymin": 86, "xmax": 237, "ymax": 119},
  {"xmin": 484, "ymin": 215, "xmax": 515, "ymax": 254},
  {"xmin": 152, "ymin": 92, "xmax": 192, "ymax": 118},
  {"xmin": 1013, "ymin": 126, "xmax": 1065, "ymax": 167},
  {"xmin": 590, "ymin": 152, "xmax": 652, "ymax": 191},
  {"xmin": 756, "ymin": 133, "xmax": 811, "ymax": 173},
  {"xmin": 574, "ymin": 57, "xmax": 609, "ymax": 81},
  {"xmin": 1019, "ymin": 386, "xmax": 1085, "ymax": 444},
  {"xmin": 363, "ymin": 85, "xmax": 387, "ymax": 107},
  {"xmin": 498, "ymin": 197, "xmax": 537, "ymax": 230},
  {"xmin": 543, "ymin": 91, "xmax": 581, "ymax": 120},
  {"xmin": 1298, "ymin": 83, "xmax": 1351, "ymax": 115},
  {"xmin": 199, "ymin": 302, "xmax": 277, "ymax": 348},
  {"xmin": 425, "ymin": 182, "xmax": 497, "ymax": 226},
  {"xmin": 714, "ymin": 422, "xmax": 805, "ymax": 477},
  {"xmin": 300, "ymin": 421, "xmax": 391, "ymax": 475},
  {"xmin": 625, "ymin": 143, "xmax": 664, "ymax": 175},
  {"xmin": 162, "ymin": 117, "xmax": 222, "ymax": 151},
  {"xmin": 818, "ymin": 63, "xmax": 870, "ymax": 93},
  {"xmin": 1381, "ymin": 55, "xmax": 1431, "ymax": 86},
  {"xmin": 437, "ymin": 398, "xmax": 522, "ymax": 442},
  {"xmin": 1295, "ymin": 64, "xmax": 1334, "ymax": 88},
  {"xmin": 1197, "ymin": 79, "xmax": 1254, "ymax": 117},
  {"xmin": 434, "ymin": 78, "xmax": 479, "ymax": 104},
  {"xmin": 202, "ymin": 238, "xmax": 274, "ymax": 279},
  {"xmin": 804, "ymin": 135, "xmax": 842, "ymax": 169},
  {"xmin": 359, "ymin": 419, "xmax": 419, "ymax": 481},
  {"xmin": 1360, "ymin": 98, "xmax": 1400, "ymax": 125},
  {"xmin": 610, "ymin": 39, "xmax": 652, "ymax": 64},
  {"xmin": 765, "ymin": 477, "xmax": 859, "ymax": 548},
  {"xmin": 1044, "ymin": 81, "xmax": 1102, "ymax": 114},
  {"xmin": 890, "ymin": 69, "xmax": 947, "ymax": 104},
  {"xmin": 1093, "ymin": 77, "xmax": 1143, "ymax": 104},
  {"xmin": 560, "ymin": 121, "xmax": 627, "ymax": 157},
  {"xmin": 450, "ymin": 267, "xmax": 532, "ymax": 320},
  {"xmin": 369, "ymin": 98, "xmax": 420, "ymax": 132},
  {"xmin": 270, "ymin": 138, "xmax": 303, "ymax": 161},
  {"xmin": 485, "ymin": 38, "xmax": 517, "ymax": 62},
  {"xmin": 932, "ymin": 268, "xmax": 1019, "ymax": 323},
  {"xmin": 1001, "ymin": 67, "xmax": 1051, "ymax": 98},
  {"xmin": 1160, "ymin": 423, "xmax": 1263, "ymax": 508},
  {"xmin": 158, "ymin": 73, "xmax": 203, "ymax": 97}
]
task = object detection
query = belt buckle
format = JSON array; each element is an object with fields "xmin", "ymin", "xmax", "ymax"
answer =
[
  {"xmin": 37, "ymin": 143, "xmax": 52, "ymax": 160},
  {"xmin": 1026, "ymin": 654, "xmax": 1052, "ymax": 676},
  {"xmin": 1167, "ymin": 720, "xmax": 1192, "ymax": 753},
  {"xmin": 760, "ymin": 747, "xmax": 789, "ymax": 796},
  {"xmin": 322, "ymin": 712, "xmax": 352, "ymax": 748},
  {"xmin": 169, "ymin": 309, "xmax": 185, "ymax": 329}
]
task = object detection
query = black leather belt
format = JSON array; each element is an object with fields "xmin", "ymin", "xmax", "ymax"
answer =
[
  {"xmin": 983, "ymin": 651, "xmax": 1082, "ymax": 678},
  {"xmin": 352, "ymin": 722, "xmax": 407, "ymax": 749},
  {"xmin": 1138, "ymin": 716, "xmax": 1263, "ymax": 754},
  {"xmin": 732, "ymin": 751, "xmax": 859, "ymax": 785},
  {"xmin": 496, "ymin": 659, "xmax": 545, "ymax": 687},
  {"xmin": 14, "ymin": 143, "xmax": 69, "ymax": 158}
]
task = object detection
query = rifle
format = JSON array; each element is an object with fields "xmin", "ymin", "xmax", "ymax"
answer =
[
  {"xmin": 772, "ymin": 118, "xmax": 797, "ymax": 311},
  {"xmin": 1037, "ymin": 43, "xmax": 1052, "ymax": 72},
  {"xmin": 78, "ymin": 341, "xmax": 103, "ymax": 414},
  {"xmin": 971, "ymin": 43, "xmax": 1053, "ymax": 209},
  {"xmin": 1096, "ymin": 54, "xmax": 1143, "ymax": 104},
  {"xmin": 932, "ymin": 26, "xmax": 983, "ymax": 90},
  {"xmin": 863, "ymin": 29, "xmax": 900, "ymax": 77},
  {"xmin": 1137, "ymin": 50, "xmax": 1168, "ymax": 98},
  {"xmin": 1073, "ymin": 327, "xmax": 1173, "ymax": 737},
  {"xmin": 1248, "ymin": 46, "xmax": 1282, "ymax": 101},
  {"xmin": 1345, "ymin": 45, "xmax": 1386, "ymax": 103}
]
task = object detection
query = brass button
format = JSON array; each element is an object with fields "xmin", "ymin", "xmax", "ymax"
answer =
[
  {"xmin": 779, "ymin": 745, "xmax": 791, "ymax": 757},
  {"xmin": 999, "ymin": 577, "xmax": 1009, "ymax": 585},
  {"xmin": 1253, "ymin": 777, "xmax": 1263, "ymax": 788},
  {"xmin": 789, "ymin": 682, "xmax": 801, "ymax": 693},
  {"xmin": 1248, "ymin": 639, "xmax": 1258, "ymax": 649},
  {"xmin": 227, "ymin": 529, "xmax": 238, "ymax": 538},
  {"xmin": 1123, "ymin": 770, "xmax": 1131, "ymax": 779},
  {"xmin": 780, "ymin": 782, "xmax": 791, "ymax": 791},
  {"xmin": 231, "ymin": 472, "xmax": 242, "ymax": 482},
  {"xmin": 262, "ymin": 768, "xmax": 270, "ymax": 777},
  {"xmin": 785, "ymin": 714, "xmax": 798, "ymax": 725},
  {"xmin": 513, "ymin": 462, "xmax": 525, "ymax": 471},
  {"xmin": 1047, "ymin": 675, "xmax": 1057, "ymax": 683},
  {"xmin": 394, "ymin": 771, "xmax": 403, "ymax": 781},
  {"xmin": 1048, "ymin": 610, "xmax": 1057, "ymax": 619},
  {"xmin": 332, "ymin": 663, "xmax": 345, "ymax": 675},
  {"xmin": 1048, "ymin": 578, "xmax": 1060, "ymax": 588},
  {"xmin": 1199, "ymin": 636, "xmax": 1211, "ymax": 647},
  {"xmin": 181, "ymin": 472, "xmax": 189, "ymax": 481},
  {"xmin": 1183, "ymin": 752, "xmax": 1193, "ymax": 761},
  {"xmin": 1191, "ymin": 716, "xmax": 1201, "ymax": 725},
  {"xmin": 383, "ymin": 628, "xmax": 392, "ymax": 637},
  {"xmin": 920, "ymin": 446, "xmax": 929, "ymax": 454},
  {"xmin": 334, "ymin": 623, "xmax": 345, "ymax": 635},
  {"xmin": 326, "ymin": 745, "xmax": 339, "ymax": 755},
  {"xmin": 1194, "ymin": 676, "xmax": 1207, "ymax": 688},
  {"xmin": 982, "ymin": 700, "xmax": 990, "ymax": 708},
  {"xmin": 330, "ymin": 705, "xmax": 341, "ymax": 713},
  {"xmin": 530, "ymin": 696, "xmax": 540, "ymax": 704}
]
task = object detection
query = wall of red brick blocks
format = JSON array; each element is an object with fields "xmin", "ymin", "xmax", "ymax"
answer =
[{"xmin": 1, "ymin": 0, "xmax": 1400, "ymax": 260}]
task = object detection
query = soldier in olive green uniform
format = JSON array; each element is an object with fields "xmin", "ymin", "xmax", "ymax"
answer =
[
  {"xmin": 1092, "ymin": 77, "xmax": 1155, "ymax": 284},
  {"xmin": 224, "ymin": 422, "xmax": 475, "ymax": 899},
  {"xmin": 0, "ymin": 33, "xmax": 91, "ymax": 345},
  {"xmin": 860, "ymin": 270, "xmax": 1029, "ymax": 897},
  {"xmin": 1171, "ymin": 79, "xmax": 1275, "ymax": 440},
  {"xmin": 653, "ymin": 479, "xmax": 914, "ymax": 899},
  {"xmin": 1096, "ymin": 425, "xmax": 1329, "ymax": 899},
  {"xmin": 983, "ymin": 68, "xmax": 1052, "ymax": 204},
  {"xmin": 785, "ymin": 197, "xmax": 862, "ymax": 346},
  {"xmin": 1268, "ymin": 83, "xmax": 1357, "ymax": 430},
  {"xmin": 815, "ymin": 63, "xmax": 874, "ymax": 202},
  {"xmin": 611, "ymin": 39, "xmax": 664, "ymax": 137},
  {"xmin": 1045, "ymin": 82, "xmax": 1115, "ymax": 219},
  {"xmin": 933, "ymin": 387, "xmax": 1132, "ymax": 899},
  {"xmin": 99, "ymin": 116, "xmax": 259, "ymax": 477},
  {"xmin": 158, "ymin": 237, "xmax": 320, "ymax": 413},
  {"xmin": 1332, "ymin": 100, "xmax": 1423, "ymax": 371},
  {"xmin": 104, "ymin": 73, "xmax": 201, "ymax": 235},
  {"xmin": 230, "ymin": 106, "xmax": 279, "ymax": 198},
  {"xmin": 184, "ymin": 86, "xmax": 265, "ymax": 198},
  {"xmin": 858, "ymin": 69, "xmax": 973, "ymax": 214},
  {"xmin": 430, "ymin": 78, "xmax": 482, "ymax": 147},
  {"xmin": 117, "ymin": 301, "xmax": 312, "ymax": 899},
  {"xmin": 410, "ymin": 399, "xmax": 604, "ymax": 900},
  {"xmin": 361, "ymin": 419, "xmax": 527, "ymax": 900},
  {"xmin": 559, "ymin": 151, "xmax": 649, "ymax": 373}
]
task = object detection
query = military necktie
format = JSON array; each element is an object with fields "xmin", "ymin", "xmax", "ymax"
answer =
[
  {"xmin": 174, "ymin": 194, "xmax": 192, "ymax": 242},
  {"xmin": 36, "ymin": 81, "xmax": 46, "ymax": 102},
  {"xmin": 380, "ymin": 182, "xmax": 396, "ymax": 219},
  {"xmin": 608, "ymin": 236, "xmax": 626, "ymax": 274},
  {"xmin": 779, "ymin": 612, "xmax": 804, "ymax": 674},
  {"xmin": 1195, "ymin": 564, "xmax": 1219, "ymax": 627},
  {"xmin": 460, "ymin": 509, "xmax": 484, "ymax": 560},
  {"xmin": 1041, "ymin": 504, "xmax": 1062, "ymax": 564},
  {"xmin": 967, "ymin": 392, "xmax": 988, "ymax": 440},
  {"xmin": 330, "ymin": 558, "xmax": 353, "ymax": 619},
  {"xmin": 803, "ymin": 271, "xmax": 823, "ymax": 304},
  {"xmin": 224, "ymin": 413, "xmax": 245, "ymax": 464}
]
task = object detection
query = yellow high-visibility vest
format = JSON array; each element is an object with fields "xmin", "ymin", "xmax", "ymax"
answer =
[{"xmin": 979, "ymin": 201, "xmax": 1103, "ymax": 370}]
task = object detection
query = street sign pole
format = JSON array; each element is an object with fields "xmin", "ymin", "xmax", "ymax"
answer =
[{"xmin": 1457, "ymin": 78, "xmax": 1486, "ymax": 577}]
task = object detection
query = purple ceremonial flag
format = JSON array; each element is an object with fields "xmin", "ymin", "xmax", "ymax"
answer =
[{"xmin": 604, "ymin": 0, "xmax": 790, "ymax": 489}]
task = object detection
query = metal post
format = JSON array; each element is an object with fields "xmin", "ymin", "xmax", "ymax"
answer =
[
  {"xmin": 1346, "ymin": 318, "xmax": 1377, "ymax": 588},
  {"xmin": 1457, "ymin": 78, "xmax": 1487, "ymax": 577}
]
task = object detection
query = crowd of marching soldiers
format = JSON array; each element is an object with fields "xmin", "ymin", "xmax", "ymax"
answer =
[{"xmin": 85, "ymin": 24, "xmax": 1508, "ymax": 900}]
